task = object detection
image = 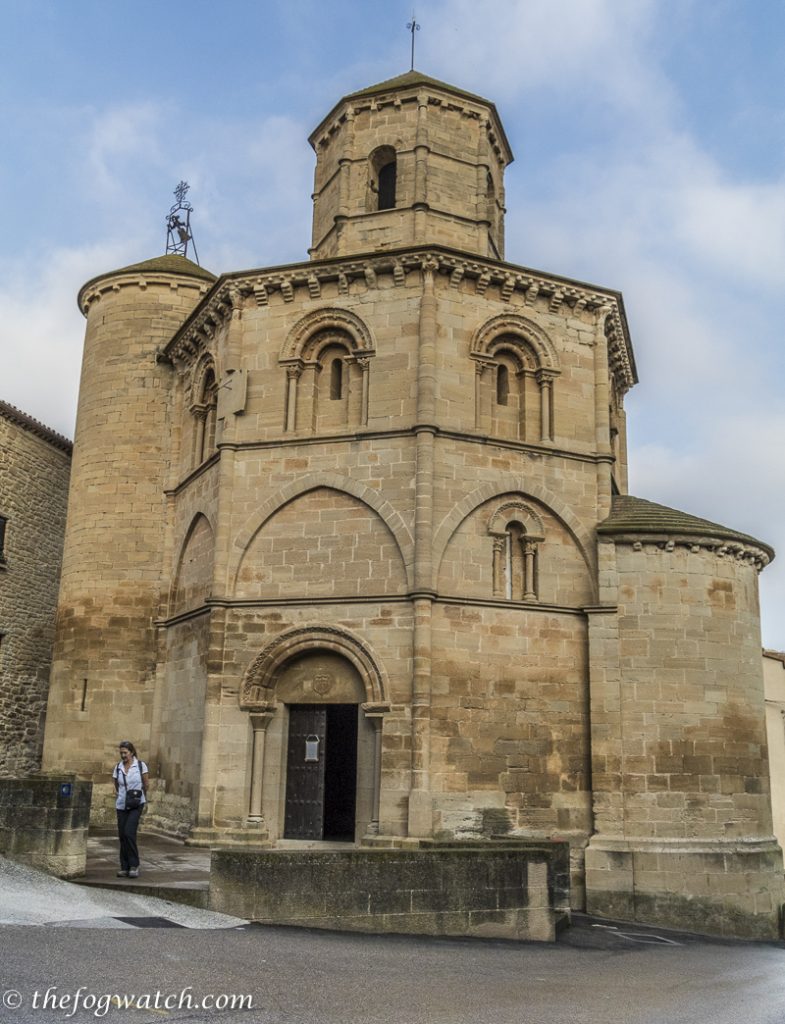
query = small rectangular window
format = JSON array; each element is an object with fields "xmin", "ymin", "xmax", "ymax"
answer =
[{"xmin": 0, "ymin": 516, "xmax": 7, "ymax": 562}]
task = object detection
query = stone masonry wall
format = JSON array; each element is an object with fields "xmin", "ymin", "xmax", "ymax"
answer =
[
  {"xmin": 43, "ymin": 272, "xmax": 207, "ymax": 779},
  {"xmin": 0, "ymin": 411, "xmax": 71, "ymax": 776},
  {"xmin": 586, "ymin": 538, "xmax": 784, "ymax": 938}
]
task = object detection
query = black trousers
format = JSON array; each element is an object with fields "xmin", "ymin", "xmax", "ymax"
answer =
[{"xmin": 116, "ymin": 808, "xmax": 142, "ymax": 871}]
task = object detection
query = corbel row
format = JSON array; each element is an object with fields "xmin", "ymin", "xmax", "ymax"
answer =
[
  {"xmin": 629, "ymin": 538, "xmax": 770, "ymax": 571},
  {"xmin": 163, "ymin": 250, "xmax": 635, "ymax": 394}
]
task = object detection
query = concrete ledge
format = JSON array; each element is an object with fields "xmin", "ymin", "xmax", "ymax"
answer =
[
  {"xmin": 209, "ymin": 842, "xmax": 569, "ymax": 942},
  {"xmin": 0, "ymin": 777, "xmax": 92, "ymax": 878},
  {"xmin": 79, "ymin": 879, "xmax": 209, "ymax": 909},
  {"xmin": 585, "ymin": 836, "xmax": 785, "ymax": 940}
]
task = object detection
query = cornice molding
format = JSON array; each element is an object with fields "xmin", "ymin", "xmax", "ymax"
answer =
[
  {"xmin": 0, "ymin": 400, "xmax": 72, "ymax": 454},
  {"xmin": 163, "ymin": 246, "xmax": 636, "ymax": 394},
  {"xmin": 601, "ymin": 533, "xmax": 771, "ymax": 572},
  {"xmin": 79, "ymin": 272, "xmax": 210, "ymax": 316},
  {"xmin": 309, "ymin": 82, "xmax": 512, "ymax": 167}
]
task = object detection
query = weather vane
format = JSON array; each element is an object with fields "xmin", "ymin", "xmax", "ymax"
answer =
[
  {"xmin": 406, "ymin": 12, "xmax": 420, "ymax": 71},
  {"xmin": 165, "ymin": 181, "xmax": 200, "ymax": 264}
]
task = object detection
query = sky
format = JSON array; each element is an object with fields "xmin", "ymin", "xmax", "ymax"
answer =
[{"xmin": 1, "ymin": 0, "xmax": 784, "ymax": 647}]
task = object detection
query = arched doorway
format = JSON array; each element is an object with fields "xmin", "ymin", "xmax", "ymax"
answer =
[{"xmin": 276, "ymin": 651, "xmax": 370, "ymax": 842}]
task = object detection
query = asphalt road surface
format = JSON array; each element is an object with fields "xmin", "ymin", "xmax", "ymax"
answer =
[{"xmin": 1, "ymin": 856, "xmax": 784, "ymax": 1024}]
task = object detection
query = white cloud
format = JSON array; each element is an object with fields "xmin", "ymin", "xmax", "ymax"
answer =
[
  {"xmin": 423, "ymin": 0, "xmax": 667, "ymax": 123},
  {"xmin": 675, "ymin": 177, "xmax": 785, "ymax": 289},
  {"xmin": 0, "ymin": 242, "xmax": 133, "ymax": 437},
  {"xmin": 631, "ymin": 411, "xmax": 785, "ymax": 649},
  {"xmin": 0, "ymin": 104, "xmax": 314, "ymax": 437}
]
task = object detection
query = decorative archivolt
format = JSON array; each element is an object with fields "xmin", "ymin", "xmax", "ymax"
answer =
[
  {"xmin": 239, "ymin": 625, "xmax": 390, "ymax": 709},
  {"xmin": 470, "ymin": 313, "xmax": 560, "ymax": 372},
  {"xmin": 279, "ymin": 307, "xmax": 375, "ymax": 363},
  {"xmin": 190, "ymin": 353, "xmax": 218, "ymax": 406},
  {"xmin": 188, "ymin": 355, "xmax": 219, "ymax": 467},
  {"xmin": 487, "ymin": 500, "xmax": 544, "ymax": 540},
  {"xmin": 279, "ymin": 308, "xmax": 375, "ymax": 432},
  {"xmin": 469, "ymin": 315, "xmax": 560, "ymax": 441}
]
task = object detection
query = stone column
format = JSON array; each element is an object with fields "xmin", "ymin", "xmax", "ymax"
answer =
[
  {"xmin": 516, "ymin": 368, "xmax": 527, "ymax": 440},
  {"xmin": 491, "ymin": 536, "xmax": 505, "ymax": 597},
  {"xmin": 409, "ymin": 257, "xmax": 438, "ymax": 837},
  {"xmin": 357, "ymin": 356, "xmax": 370, "ymax": 426},
  {"xmin": 191, "ymin": 406, "xmax": 206, "ymax": 466},
  {"xmin": 536, "ymin": 369, "xmax": 555, "ymax": 442},
  {"xmin": 523, "ymin": 539, "xmax": 537, "ymax": 601},
  {"xmin": 247, "ymin": 709, "xmax": 275, "ymax": 821},
  {"xmin": 473, "ymin": 361, "xmax": 486, "ymax": 430},
  {"xmin": 362, "ymin": 709, "xmax": 385, "ymax": 837},
  {"xmin": 285, "ymin": 365, "xmax": 301, "ymax": 433},
  {"xmin": 475, "ymin": 117, "xmax": 491, "ymax": 254},
  {"xmin": 413, "ymin": 93, "xmax": 429, "ymax": 243}
]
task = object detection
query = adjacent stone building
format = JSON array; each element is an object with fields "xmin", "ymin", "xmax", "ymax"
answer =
[
  {"xmin": 0, "ymin": 401, "xmax": 71, "ymax": 776},
  {"xmin": 40, "ymin": 71, "xmax": 783, "ymax": 937}
]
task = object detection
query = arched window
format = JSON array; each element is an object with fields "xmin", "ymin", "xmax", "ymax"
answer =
[
  {"xmin": 281, "ymin": 309, "xmax": 376, "ymax": 435},
  {"xmin": 369, "ymin": 146, "xmax": 397, "ymax": 212},
  {"xmin": 488, "ymin": 500, "xmax": 544, "ymax": 602},
  {"xmin": 378, "ymin": 160, "xmax": 397, "ymax": 210},
  {"xmin": 471, "ymin": 315, "xmax": 561, "ymax": 443},
  {"xmin": 314, "ymin": 341, "xmax": 352, "ymax": 431},
  {"xmin": 191, "ymin": 363, "xmax": 218, "ymax": 467},
  {"xmin": 330, "ymin": 358, "xmax": 343, "ymax": 400},
  {"xmin": 202, "ymin": 367, "xmax": 218, "ymax": 460},
  {"xmin": 496, "ymin": 364, "xmax": 509, "ymax": 406}
]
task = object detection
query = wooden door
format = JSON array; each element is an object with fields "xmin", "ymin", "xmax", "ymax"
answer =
[{"xmin": 283, "ymin": 706, "xmax": 326, "ymax": 839}]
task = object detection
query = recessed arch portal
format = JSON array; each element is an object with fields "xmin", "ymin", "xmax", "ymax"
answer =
[
  {"xmin": 240, "ymin": 627, "xmax": 390, "ymax": 843},
  {"xmin": 240, "ymin": 625, "xmax": 389, "ymax": 708}
]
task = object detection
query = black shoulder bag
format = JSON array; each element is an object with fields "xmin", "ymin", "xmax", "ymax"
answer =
[{"xmin": 119, "ymin": 763, "xmax": 143, "ymax": 811}]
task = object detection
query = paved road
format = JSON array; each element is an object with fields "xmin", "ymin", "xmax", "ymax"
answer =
[{"xmin": 2, "ymin": 856, "xmax": 784, "ymax": 1024}]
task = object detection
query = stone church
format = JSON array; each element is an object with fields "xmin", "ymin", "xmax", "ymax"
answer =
[{"xmin": 40, "ymin": 71, "xmax": 783, "ymax": 937}]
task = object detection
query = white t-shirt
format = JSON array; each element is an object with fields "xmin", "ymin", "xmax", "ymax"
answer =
[{"xmin": 112, "ymin": 757, "xmax": 149, "ymax": 811}]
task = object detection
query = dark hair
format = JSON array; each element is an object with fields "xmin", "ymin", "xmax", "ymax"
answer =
[{"xmin": 118, "ymin": 740, "xmax": 138, "ymax": 757}]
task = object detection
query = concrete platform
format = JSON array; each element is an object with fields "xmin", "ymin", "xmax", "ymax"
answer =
[{"xmin": 77, "ymin": 830, "xmax": 211, "ymax": 908}]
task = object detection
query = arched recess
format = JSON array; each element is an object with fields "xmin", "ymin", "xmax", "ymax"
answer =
[
  {"xmin": 433, "ymin": 477, "xmax": 597, "ymax": 600},
  {"xmin": 229, "ymin": 472, "xmax": 414, "ymax": 592},
  {"xmin": 279, "ymin": 308, "xmax": 375, "ymax": 433},
  {"xmin": 240, "ymin": 627, "xmax": 391, "ymax": 841},
  {"xmin": 239, "ymin": 625, "xmax": 390, "ymax": 708},
  {"xmin": 470, "ymin": 314, "xmax": 560, "ymax": 441},
  {"xmin": 368, "ymin": 145, "xmax": 397, "ymax": 211},
  {"xmin": 189, "ymin": 355, "xmax": 218, "ymax": 466},
  {"xmin": 169, "ymin": 512, "xmax": 216, "ymax": 616}
]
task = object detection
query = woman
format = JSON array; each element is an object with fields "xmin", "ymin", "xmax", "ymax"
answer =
[{"xmin": 112, "ymin": 740, "xmax": 149, "ymax": 878}]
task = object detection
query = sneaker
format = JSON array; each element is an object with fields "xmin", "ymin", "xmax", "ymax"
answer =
[
  {"xmin": 116, "ymin": 870, "xmax": 129, "ymax": 877},
  {"xmin": 128, "ymin": 869, "xmax": 139, "ymax": 878}
]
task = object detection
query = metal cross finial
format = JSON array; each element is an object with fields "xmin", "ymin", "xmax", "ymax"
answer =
[
  {"xmin": 406, "ymin": 13, "xmax": 420, "ymax": 71},
  {"xmin": 165, "ymin": 181, "xmax": 200, "ymax": 264}
]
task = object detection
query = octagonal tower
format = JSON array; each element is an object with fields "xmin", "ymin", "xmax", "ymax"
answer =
[{"xmin": 309, "ymin": 71, "xmax": 513, "ymax": 261}]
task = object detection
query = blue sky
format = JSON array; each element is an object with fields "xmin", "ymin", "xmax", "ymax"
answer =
[{"xmin": 2, "ymin": 0, "xmax": 784, "ymax": 646}]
